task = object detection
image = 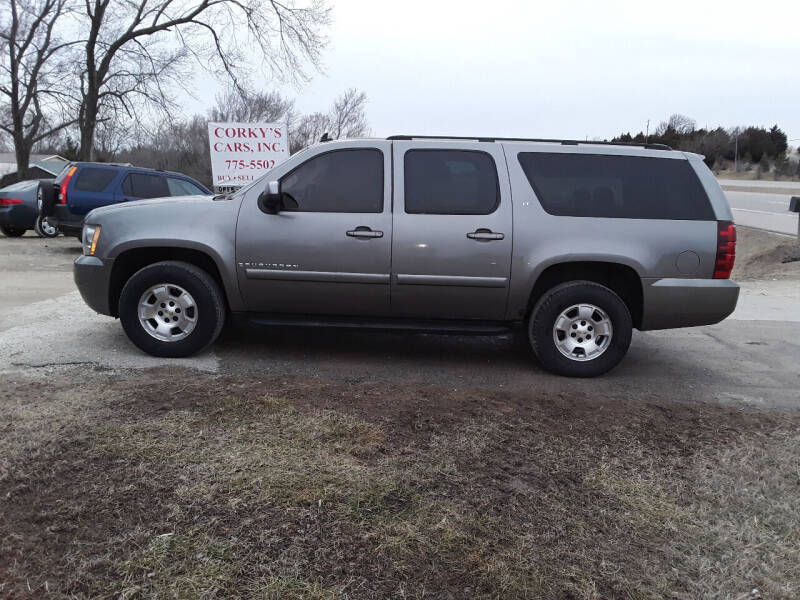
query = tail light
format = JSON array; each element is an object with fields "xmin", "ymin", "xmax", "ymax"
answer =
[
  {"xmin": 713, "ymin": 221, "xmax": 736, "ymax": 279},
  {"xmin": 59, "ymin": 166, "xmax": 77, "ymax": 204},
  {"xmin": 0, "ymin": 198, "xmax": 24, "ymax": 205}
]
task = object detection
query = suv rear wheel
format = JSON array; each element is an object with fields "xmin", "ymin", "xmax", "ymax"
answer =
[
  {"xmin": 528, "ymin": 281, "xmax": 632, "ymax": 377},
  {"xmin": 34, "ymin": 215, "xmax": 58, "ymax": 238},
  {"xmin": 119, "ymin": 261, "xmax": 225, "ymax": 358}
]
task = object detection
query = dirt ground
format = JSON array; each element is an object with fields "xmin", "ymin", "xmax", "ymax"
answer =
[
  {"xmin": 2, "ymin": 367, "xmax": 800, "ymax": 599},
  {"xmin": 733, "ymin": 226, "xmax": 800, "ymax": 281},
  {"xmin": 1, "ymin": 227, "xmax": 800, "ymax": 599}
]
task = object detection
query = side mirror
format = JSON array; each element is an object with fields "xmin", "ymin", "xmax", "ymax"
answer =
[{"xmin": 258, "ymin": 180, "xmax": 282, "ymax": 214}]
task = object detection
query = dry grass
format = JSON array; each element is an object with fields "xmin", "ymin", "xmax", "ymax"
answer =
[
  {"xmin": 2, "ymin": 367, "xmax": 800, "ymax": 599},
  {"xmin": 716, "ymin": 170, "xmax": 800, "ymax": 183},
  {"xmin": 733, "ymin": 226, "xmax": 800, "ymax": 281}
]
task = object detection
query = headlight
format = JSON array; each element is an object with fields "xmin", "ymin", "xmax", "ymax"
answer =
[{"xmin": 82, "ymin": 224, "xmax": 101, "ymax": 256}]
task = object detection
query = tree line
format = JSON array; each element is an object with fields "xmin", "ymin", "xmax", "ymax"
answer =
[
  {"xmin": 37, "ymin": 87, "xmax": 370, "ymax": 188},
  {"xmin": 1, "ymin": 0, "xmax": 332, "ymax": 179},
  {"xmin": 614, "ymin": 114, "xmax": 797, "ymax": 176}
]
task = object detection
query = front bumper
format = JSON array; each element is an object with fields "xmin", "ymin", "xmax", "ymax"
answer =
[
  {"xmin": 74, "ymin": 255, "xmax": 115, "ymax": 316},
  {"xmin": 639, "ymin": 278, "xmax": 740, "ymax": 330}
]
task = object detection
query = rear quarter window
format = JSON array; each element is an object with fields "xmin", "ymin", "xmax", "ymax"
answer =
[
  {"xmin": 54, "ymin": 164, "xmax": 74, "ymax": 183},
  {"xmin": 123, "ymin": 173, "xmax": 170, "ymax": 199},
  {"xmin": 518, "ymin": 153, "xmax": 714, "ymax": 220},
  {"xmin": 73, "ymin": 167, "xmax": 118, "ymax": 192}
]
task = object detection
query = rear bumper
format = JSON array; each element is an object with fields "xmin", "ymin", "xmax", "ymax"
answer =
[
  {"xmin": 639, "ymin": 278, "xmax": 739, "ymax": 330},
  {"xmin": 74, "ymin": 255, "xmax": 115, "ymax": 316},
  {"xmin": 0, "ymin": 204, "xmax": 36, "ymax": 229},
  {"xmin": 50, "ymin": 205, "xmax": 83, "ymax": 236}
]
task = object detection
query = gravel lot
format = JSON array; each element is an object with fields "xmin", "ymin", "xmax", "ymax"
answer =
[{"xmin": 1, "ymin": 227, "xmax": 799, "ymax": 598}]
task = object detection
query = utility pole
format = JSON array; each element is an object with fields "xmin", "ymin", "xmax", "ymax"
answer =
[
  {"xmin": 645, "ymin": 120, "xmax": 650, "ymax": 142},
  {"xmin": 734, "ymin": 134, "xmax": 739, "ymax": 172}
]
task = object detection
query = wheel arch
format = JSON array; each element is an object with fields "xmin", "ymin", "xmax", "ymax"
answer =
[
  {"xmin": 108, "ymin": 246, "xmax": 230, "ymax": 318},
  {"xmin": 525, "ymin": 260, "xmax": 644, "ymax": 329}
]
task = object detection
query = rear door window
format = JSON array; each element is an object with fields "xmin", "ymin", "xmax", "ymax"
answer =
[
  {"xmin": 404, "ymin": 150, "xmax": 499, "ymax": 215},
  {"xmin": 517, "ymin": 153, "xmax": 714, "ymax": 220},
  {"xmin": 73, "ymin": 167, "xmax": 117, "ymax": 192},
  {"xmin": 123, "ymin": 173, "xmax": 170, "ymax": 199},
  {"xmin": 166, "ymin": 177, "xmax": 206, "ymax": 196}
]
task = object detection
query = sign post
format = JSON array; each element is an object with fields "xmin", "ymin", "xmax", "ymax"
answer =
[{"xmin": 207, "ymin": 122, "xmax": 289, "ymax": 192}]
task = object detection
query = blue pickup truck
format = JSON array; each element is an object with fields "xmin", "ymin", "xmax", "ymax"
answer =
[{"xmin": 39, "ymin": 163, "xmax": 211, "ymax": 237}]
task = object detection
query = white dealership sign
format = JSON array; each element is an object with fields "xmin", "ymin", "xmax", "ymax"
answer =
[{"xmin": 207, "ymin": 122, "xmax": 288, "ymax": 187}]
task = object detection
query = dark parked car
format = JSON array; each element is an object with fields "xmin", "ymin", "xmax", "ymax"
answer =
[
  {"xmin": 0, "ymin": 180, "xmax": 58, "ymax": 237},
  {"xmin": 39, "ymin": 163, "xmax": 211, "ymax": 237}
]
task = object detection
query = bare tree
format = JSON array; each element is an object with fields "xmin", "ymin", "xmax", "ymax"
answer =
[
  {"xmin": 290, "ymin": 88, "xmax": 369, "ymax": 152},
  {"xmin": 122, "ymin": 115, "xmax": 209, "ymax": 181},
  {"xmin": 291, "ymin": 111, "xmax": 328, "ymax": 152},
  {"xmin": 111, "ymin": 86, "xmax": 370, "ymax": 184},
  {"xmin": 74, "ymin": 0, "xmax": 330, "ymax": 161},
  {"xmin": 0, "ymin": 0, "xmax": 77, "ymax": 177},
  {"xmin": 329, "ymin": 88, "xmax": 369, "ymax": 138},
  {"xmin": 209, "ymin": 89, "xmax": 295, "ymax": 124},
  {"xmin": 656, "ymin": 113, "xmax": 696, "ymax": 136},
  {"xmin": 92, "ymin": 118, "xmax": 129, "ymax": 161}
]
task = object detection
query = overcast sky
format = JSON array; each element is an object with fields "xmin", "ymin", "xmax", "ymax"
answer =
[{"xmin": 187, "ymin": 0, "xmax": 800, "ymax": 144}]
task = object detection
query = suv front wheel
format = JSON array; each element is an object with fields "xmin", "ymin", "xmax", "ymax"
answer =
[
  {"xmin": 528, "ymin": 281, "xmax": 632, "ymax": 377},
  {"xmin": 119, "ymin": 261, "xmax": 225, "ymax": 358}
]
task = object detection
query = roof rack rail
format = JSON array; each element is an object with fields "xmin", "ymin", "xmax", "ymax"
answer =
[{"xmin": 386, "ymin": 135, "xmax": 672, "ymax": 151}]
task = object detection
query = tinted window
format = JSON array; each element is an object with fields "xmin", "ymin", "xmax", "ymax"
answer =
[
  {"xmin": 54, "ymin": 163, "xmax": 75, "ymax": 183},
  {"xmin": 404, "ymin": 150, "xmax": 499, "ymax": 215},
  {"xmin": 74, "ymin": 167, "xmax": 117, "ymax": 192},
  {"xmin": 167, "ymin": 177, "xmax": 206, "ymax": 196},
  {"xmin": 518, "ymin": 153, "xmax": 714, "ymax": 220},
  {"xmin": 280, "ymin": 149, "xmax": 383, "ymax": 213},
  {"xmin": 123, "ymin": 173, "xmax": 169, "ymax": 199}
]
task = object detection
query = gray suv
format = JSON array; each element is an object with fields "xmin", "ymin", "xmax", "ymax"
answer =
[{"xmin": 73, "ymin": 136, "xmax": 739, "ymax": 377}]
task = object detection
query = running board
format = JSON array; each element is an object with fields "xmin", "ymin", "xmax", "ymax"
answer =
[{"xmin": 234, "ymin": 314, "xmax": 515, "ymax": 335}]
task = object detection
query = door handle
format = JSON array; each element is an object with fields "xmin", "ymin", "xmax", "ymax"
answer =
[
  {"xmin": 467, "ymin": 228, "xmax": 504, "ymax": 241},
  {"xmin": 346, "ymin": 226, "xmax": 383, "ymax": 239}
]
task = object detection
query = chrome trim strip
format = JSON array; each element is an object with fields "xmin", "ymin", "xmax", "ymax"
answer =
[
  {"xmin": 245, "ymin": 269, "xmax": 389, "ymax": 284},
  {"xmin": 395, "ymin": 274, "xmax": 508, "ymax": 288}
]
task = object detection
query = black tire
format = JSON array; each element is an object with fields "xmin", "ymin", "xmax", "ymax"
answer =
[
  {"xmin": 528, "ymin": 281, "xmax": 632, "ymax": 377},
  {"xmin": 0, "ymin": 225, "xmax": 26, "ymax": 237},
  {"xmin": 34, "ymin": 215, "xmax": 59, "ymax": 238},
  {"xmin": 119, "ymin": 261, "xmax": 226, "ymax": 358},
  {"xmin": 38, "ymin": 180, "xmax": 57, "ymax": 217}
]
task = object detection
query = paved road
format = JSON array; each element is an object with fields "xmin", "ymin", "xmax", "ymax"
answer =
[
  {"xmin": 0, "ymin": 286, "xmax": 797, "ymax": 408},
  {"xmin": 1, "ymin": 237, "xmax": 798, "ymax": 410},
  {"xmin": 719, "ymin": 180, "xmax": 799, "ymax": 235}
]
